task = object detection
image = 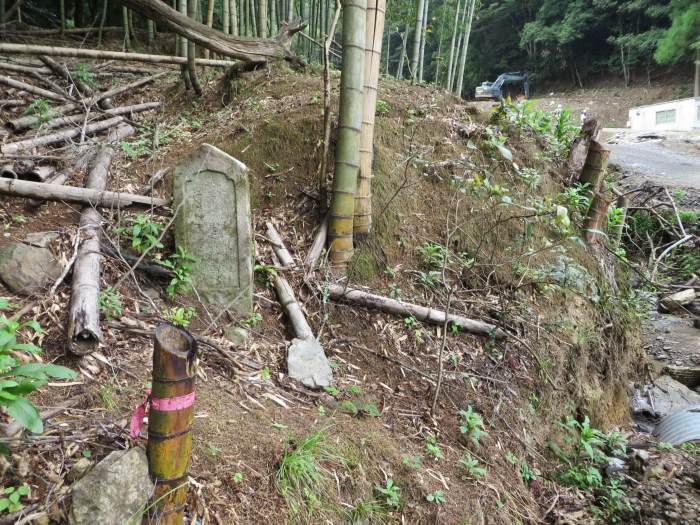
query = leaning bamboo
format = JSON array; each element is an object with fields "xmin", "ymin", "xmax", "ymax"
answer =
[
  {"xmin": 0, "ymin": 74, "xmax": 70, "ymax": 102},
  {"xmin": 583, "ymin": 191, "xmax": 612, "ymax": 245},
  {"xmin": 67, "ymin": 125, "xmax": 134, "ymax": 355},
  {"xmin": 0, "ymin": 178, "xmax": 169, "ymax": 210},
  {"xmin": 1, "ymin": 116, "xmax": 126, "ymax": 153},
  {"xmin": 0, "ymin": 43, "xmax": 232, "ymax": 67},
  {"xmin": 305, "ymin": 218, "xmax": 328, "ymax": 270},
  {"xmin": 7, "ymin": 72, "xmax": 167, "ymax": 131},
  {"xmin": 354, "ymin": 0, "xmax": 386, "ymax": 235},
  {"xmin": 328, "ymin": 0, "xmax": 366, "ymax": 266},
  {"xmin": 146, "ymin": 324, "xmax": 197, "ymax": 525},
  {"xmin": 326, "ymin": 284, "xmax": 506, "ymax": 338},
  {"xmin": 266, "ymin": 221, "xmax": 296, "ymax": 268}
]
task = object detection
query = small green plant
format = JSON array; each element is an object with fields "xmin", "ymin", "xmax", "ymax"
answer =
[
  {"xmin": 457, "ymin": 452, "xmax": 486, "ymax": 480},
  {"xmin": 425, "ymin": 434, "xmax": 443, "ymax": 459},
  {"xmin": 99, "ymin": 383, "xmax": 118, "ymax": 411},
  {"xmin": 159, "ymin": 247, "xmax": 196, "ymax": 298},
  {"xmin": 458, "ymin": 406, "xmax": 488, "ymax": 448},
  {"xmin": 374, "ymin": 479, "xmax": 400, "ymax": 508},
  {"xmin": 162, "ymin": 306, "xmax": 195, "ymax": 327},
  {"xmin": 98, "ymin": 286, "xmax": 122, "ymax": 320},
  {"xmin": 657, "ymin": 441, "xmax": 674, "ymax": 450},
  {"xmin": 260, "ymin": 367, "xmax": 270, "ymax": 380},
  {"xmin": 519, "ymin": 459, "xmax": 538, "ymax": 483},
  {"xmin": 120, "ymin": 139, "xmax": 152, "ymax": 159},
  {"xmin": 680, "ymin": 442, "xmax": 697, "ymax": 453},
  {"xmin": 254, "ymin": 262, "xmax": 278, "ymax": 280},
  {"xmin": 241, "ymin": 312, "xmax": 262, "ymax": 327},
  {"xmin": 558, "ymin": 184, "xmax": 591, "ymax": 216},
  {"xmin": 116, "ymin": 214, "xmax": 163, "ymax": 254},
  {"xmin": 0, "ymin": 300, "xmax": 76, "ymax": 433},
  {"xmin": 401, "ymin": 454, "xmax": 422, "ymax": 470},
  {"xmin": 24, "ymin": 98, "xmax": 53, "ymax": 126},
  {"xmin": 375, "ymin": 99, "xmax": 389, "ymax": 116},
  {"xmin": 206, "ymin": 442, "xmax": 221, "ymax": 456},
  {"xmin": 232, "ymin": 472, "xmax": 244, "ymax": 483},
  {"xmin": 73, "ymin": 63, "xmax": 98, "ymax": 88},
  {"xmin": 418, "ymin": 242, "xmax": 447, "ymax": 269},
  {"xmin": 0, "ymin": 485, "xmax": 30, "ymax": 513},
  {"xmin": 426, "ymin": 490, "xmax": 445, "ymax": 504}
]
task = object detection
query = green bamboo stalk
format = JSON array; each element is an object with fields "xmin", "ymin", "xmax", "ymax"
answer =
[
  {"xmin": 328, "ymin": 0, "xmax": 366, "ymax": 266},
  {"xmin": 257, "ymin": 0, "xmax": 267, "ymax": 37},
  {"xmin": 230, "ymin": 0, "xmax": 239, "ymax": 36},
  {"xmin": 146, "ymin": 324, "xmax": 197, "ymax": 525},
  {"xmin": 223, "ymin": 0, "xmax": 230, "ymax": 33},
  {"xmin": 409, "ymin": 0, "xmax": 425, "ymax": 82},
  {"xmin": 354, "ymin": 0, "xmax": 385, "ymax": 235}
]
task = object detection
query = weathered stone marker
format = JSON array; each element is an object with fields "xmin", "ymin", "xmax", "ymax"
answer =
[{"xmin": 173, "ymin": 144, "xmax": 253, "ymax": 316}]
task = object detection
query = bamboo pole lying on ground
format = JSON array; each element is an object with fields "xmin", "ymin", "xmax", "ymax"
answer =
[
  {"xmin": 6, "ymin": 72, "xmax": 167, "ymax": 131},
  {"xmin": 326, "ymin": 284, "xmax": 506, "ymax": 338},
  {"xmin": 26, "ymin": 172, "xmax": 68, "ymax": 208},
  {"xmin": 305, "ymin": 218, "xmax": 327, "ymax": 270},
  {"xmin": 266, "ymin": 221, "xmax": 296, "ymax": 269},
  {"xmin": 0, "ymin": 60, "xmax": 51, "ymax": 76},
  {"xmin": 1, "ymin": 116, "xmax": 126, "ymax": 153},
  {"xmin": 0, "ymin": 74, "xmax": 70, "ymax": 102},
  {"xmin": 67, "ymin": 124, "xmax": 134, "ymax": 355},
  {"xmin": 146, "ymin": 324, "xmax": 197, "ymax": 525},
  {"xmin": 0, "ymin": 43, "xmax": 233, "ymax": 67},
  {"xmin": 39, "ymin": 55, "xmax": 96, "ymax": 99},
  {"xmin": 0, "ymin": 178, "xmax": 169, "ymax": 210},
  {"xmin": 36, "ymin": 101, "xmax": 161, "ymax": 131}
]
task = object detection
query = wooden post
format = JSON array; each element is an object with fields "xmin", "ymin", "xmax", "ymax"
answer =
[
  {"xmin": 147, "ymin": 324, "xmax": 197, "ymax": 525},
  {"xmin": 578, "ymin": 140, "xmax": 610, "ymax": 196},
  {"xmin": 583, "ymin": 191, "xmax": 611, "ymax": 245}
]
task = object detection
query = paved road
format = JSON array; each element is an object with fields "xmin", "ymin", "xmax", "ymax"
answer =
[{"xmin": 608, "ymin": 142, "xmax": 700, "ymax": 189}]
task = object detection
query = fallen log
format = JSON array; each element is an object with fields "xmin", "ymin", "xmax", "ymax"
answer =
[
  {"xmin": 326, "ymin": 284, "xmax": 506, "ymax": 338},
  {"xmin": 305, "ymin": 218, "xmax": 327, "ymax": 270},
  {"xmin": 113, "ymin": 0, "xmax": 304, "ymax": 63},
  {"xmin": 39, "ymin": 55, "xmax": 96, "ymax": 99},
  {"xmin": 0, "ymin": 178, "xmax": 169, "ymax": 210},
  {"xmin": 139, "ymin": 167, "xmax": 167, "ymax": 195},
  {"xmin": 0, "ymin": 43, "xmax": 233, "ymax": 67},
  {"xmin": 0, "ymin": 74, "xmax": 70, "ymax": 102},
  {"xmin": 0, "ymin": 60, "xmax": 51, "ymax": 76},
  {"xmin": 101, "ymin": 243, "xmax": 173, "ymax": 279},
  {"xmin": 36, "ymin": 101, "xmax": 161, "ymax": 131},
  {"xmin": 6, "ymin": 72, "xmax": 167, "ymax": 131},
  {"xmin": 1, "ymin": 115, "xmax": 126, "ymax": 153},
  {"xmin": 0, "ymin": 99, "xmax": 25, "ymax": 108},
  {"xmin": 26, "ymin": 172, "xmax": 69, "ymax": 208},
  {"xmin": 68, "ymin": 127, "xmax": 134, "ymax": 355}
]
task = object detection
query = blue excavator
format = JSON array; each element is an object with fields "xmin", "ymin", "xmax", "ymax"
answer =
[{"xmin": 474, "ymin": 72, "xmax": 530, "ymax": 100}]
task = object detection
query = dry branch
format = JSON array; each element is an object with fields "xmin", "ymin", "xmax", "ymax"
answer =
[
  {"xmin": 305, "ymin": 219, "xmax": 327, "ymax": 270},
  {"xmin": 0, "ymin": 178, "xmax": 169, "ymax": 210},
  {"xmin": 1, "ymin": 116, "xmax": 126, "ymax": 153},
  {"xmin": 0, "ymin": 74, "xmax": 70, "ymax": 102},
  {"xmin": 0, "ymin": 43, "xmax": 234, "ymax": 67},
  {"xmin": 326, "ymin": 284, "xmax": 506, "ymax": 338}
]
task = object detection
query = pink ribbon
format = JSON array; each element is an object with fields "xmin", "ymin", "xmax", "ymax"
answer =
[{"xmin": 129, "ymin": 390, "xmax": 195, "ymax": 439}]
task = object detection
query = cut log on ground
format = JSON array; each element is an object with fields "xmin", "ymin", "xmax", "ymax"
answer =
[
  {"xmin": 305, "ymin": 218, "xmax": 327, "ymax": 270},
  {"xmin": 0, "ymin": 43, "xmax": 233, "ymax": 67},
  {"xmin": 326, "ymin": 284, "xmax": 506, "ymax": 338},
  {"xmin": 139, "ymin": 168, "xmax": 167, "ymax": 195},
  {"xmin": 113, "ymin": 0, "xmax": 305, "ymax": 63},
  {"xmin": 26, "ymin": 172, "xmax": 69, "ymax": 208},
  {"xmin": 0, "ymin": 74, "xmax": 71, "ymax": 102},
  {"xmin": 6, "ymin": 72, "xmax": 167, "ymax": 131},
  {"xmin": 1, "ymin": 115, "xmax": 126, "ymax": 153},
  {"xmin": 0, "ymin": 178, "xmax": 169, "ymax": 210},
  {"xmin": 0, "ymin": 60, "xmax": 51, "ymax": 76},
  {"xmin": 39, "ymin": 55, "xmax": 96, "ymax": 99}
]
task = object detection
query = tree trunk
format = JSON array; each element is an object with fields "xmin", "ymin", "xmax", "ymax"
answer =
[
  {"xmin": 328, "ymin": 0, "xmax": 366, "ymax": 266},
  {"xmin": 695, "ymin": 48, "xmax": 699, "ymax": 98},
  {"xmin": 0, "ymin": 178, "xmax": 169, "ymax": 210},
  {"xmin": 396, "ymin": 27, "xmax": 407, "ymax": 79},
  {"xmin": 326, "ymin": 284, "xmax": 506, "ymax": 337},
  {"xmin": 204, "ymin": 0, "xmax": 215, "ymax": 57},
  {"xmin": 454, "ymin": 0, "xmax": 474, "ymax": 97},
  {"xmin": 354, "ymin": 0, "xmax": 385, "ymax": 235},
  {"xmin": 122, "ymin": 7, "xmax": 132, "ymax": 51},
  {"xmin": 60, "ymin": 0, "xmax": 66, "ymax": 34},
  {"xmin": 113, "ymin": 0, "xmax": 304, "ymax": 62},
  {"xmin": 98, "ymin": 0, "xmax": 109, "ymax": 46},
  {"xmin": 257, "ymin": 0, "xmax": 267, "ymax": 36},
  {"xmin": 230, "ymin": 0, "xmax": 238, "ymax": 35},
  {"xmin": 417, "ymin": 0, "xmax": 428, "ymax": 83},
  {"xmin": 223, "ymin": 0, "xmax": 230, "ymax": 33},
  {"xmin": 187, "ymin": 0, "xmax": 203, "ymax": 94},
  {"xmin": 178, "ymin": 0, "xmax": 191, "ymax": 88},
  {"xmin": 271, "ymin": 0, "xmax": 277, "ymax": 33},
  {"xmin": 409, "ymin": 0, "xmax": 425, "ymax": 82}
]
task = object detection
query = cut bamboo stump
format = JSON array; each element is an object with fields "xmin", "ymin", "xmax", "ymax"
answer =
[
  {"xmin": 67, "ymin": 126, "xmax": 132, "ymax": 355},
  {"xmin": 326, "ymin": 284, "xmax": 506, "ymax": 338},
  {"xmin": 583, "ymin": 191, "xmax": 612, "ymax": 245},
  {"xmin": 566, "ymin": 118, "xmax": 601, "ymax": 183},
  {"xmin": 0, "ymin": 178, "xmax": 169, "ymax": 210},
  {"xmin": 578, "ymin": 139, "xmax": 610, "ymax": 195},
  {"xmin": 146, "ymin": 324, "xmax": 196, "ymax": 525}
]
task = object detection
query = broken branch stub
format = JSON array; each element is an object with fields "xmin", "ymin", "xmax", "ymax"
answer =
[{"xmin": 326, "ymin": 284, "xmax": 506, "ymax": 338}]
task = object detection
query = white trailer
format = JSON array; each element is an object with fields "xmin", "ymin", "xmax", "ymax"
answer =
[{"xmin": 628, "ymin": 97, "xmax": 700, "ymax": 131}]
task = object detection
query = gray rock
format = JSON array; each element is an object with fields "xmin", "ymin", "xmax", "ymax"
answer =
[
  {"xmin": 69, "ymin": 448, "xmax": 153, "ymax": 525},
  {"xmin": 173, "ymin": 144, "xmax": 253, "ymax": 316},
  {"xmin": 286, "ymin": 337, "xmax": 332, "ymax": 389},
  {"xmin": 224, "ymin": 326, "xmax": 249, "ymax": 347},
  {"xmin": 540, "ymin": 255, "xmax": 599, "ymax": 302},
  {"xmin": 659, "ymin": 289, "xmax": 696, "ymax": 313},
  {"xmin": 0, "ymin": 233, "xmax": 62, "ymax": 294},
  {"xmin": 606, "ymin": 457, "xmax": 627, "ymax": 474}
]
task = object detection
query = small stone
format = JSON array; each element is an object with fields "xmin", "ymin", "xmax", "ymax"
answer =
[
  {"xmin": 30, "ymin": 513, "xmax": 49, "ymax": 525},
  {"xmin": 224, "ymin": 326, "xmax": 249, "ymax": 347},
  {"xmin": 659, "ymin": 289, "xmax": 697, "ymax": 313},
  {"xmin": 66, "ymin": 457, "xmax": 93, "ymax": 483},
  {"xmin": 606, "ymin": 457, "xmax": 626, "ymax": 475},
  {"xmin": 69, "ymin": 448, "xmax": 153, "ymax": 525},
  {"xmin": 663, "ymin": 345, "xmax": 672, "ymax": 351},
  {"xmin": 0, "ymin": 234, "xmax": 62, "ymax": 295},
  {"xmin": 693, "ymin": 318, "xmax": 700, "ymax": 330},
  {"xmin": 286, "ymin": 337, "xmax": 332, "ymax": 389}
]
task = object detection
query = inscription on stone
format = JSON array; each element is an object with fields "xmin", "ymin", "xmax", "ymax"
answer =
[{"xmin": 172, "ymin": 144, "xmax": 253, "ymax": 315}]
